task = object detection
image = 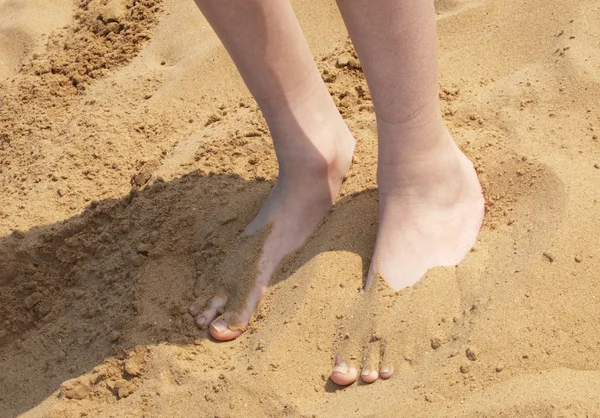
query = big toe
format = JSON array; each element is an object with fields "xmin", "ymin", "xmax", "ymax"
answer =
[
  {"xmin": 330, "ymin": 362, "xmax": 358, "ymax": 386},
  {"xmin": 209, "ymin": 319, "xmax": 245, "ymax": 341}
]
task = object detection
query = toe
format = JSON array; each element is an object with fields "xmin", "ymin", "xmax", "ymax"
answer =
[
  {"xmin": 379, "ymin": 340, "xmax": 394, "ymax": 380},
  {"xmin": 188, "ymin": 298, "xmax": 205, "ymax": 317},
  {"xmin": 361, "ymin": 368, "xmax": 379, "ymax": 383},
  {"xmin": 361, "ymin": 335, "xmax": 381, "ymax": 383},
  {"xmin": 209, "ymin": 318, "xmax": 244, "ymax": 341},
  {"xmin": 193, "ymin": 295, "xmax": 227, "ymax": 329},
  {"xmin": 208, "ymin": 292, "xmax": 260, "ymax": 341},
  {"xmin": 379, "ymin": 367, "xmax": 394, "ymax": 380},
  {"xmin": 330, "ymin": 357, "xmax": 358, "ymax": 386}
]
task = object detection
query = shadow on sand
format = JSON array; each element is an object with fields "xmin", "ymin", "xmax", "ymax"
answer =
[{"xmin": 0, "ymin": 169, "xmax": 380, "ymax": 416}]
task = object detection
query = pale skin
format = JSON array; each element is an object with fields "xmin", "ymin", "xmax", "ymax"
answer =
[{"xmin": 188, "ymin": 0, "xmax": 484, "ymax": 386}]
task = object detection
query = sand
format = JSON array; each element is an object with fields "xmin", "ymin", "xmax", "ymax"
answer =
[{"xmin": 1, "ymin": 0, "xmax": 599, "ymax": 416}]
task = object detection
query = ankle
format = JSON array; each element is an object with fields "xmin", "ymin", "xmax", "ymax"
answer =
[
  {"xmin": 376, "ymin": 127, "xmax": 467, "ymax": 196},
  {"xmin": 376, "ymin": 115, "xmax": 449, "ymax": 165},
  {"xmin": 277, "ymin": 122, "xmax": 355, "ymax": 184},
  {"xmin": 262, "ymin": 95, "xmax": 354, "ymax": 183}
]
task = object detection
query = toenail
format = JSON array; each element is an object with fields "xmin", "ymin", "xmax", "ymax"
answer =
[
  {"xmin": 381, "ymin": 368, "xmax": 389, "ymax": 374},
  {"xmin": 362, "ymin": 369, "xmax": 371, "ymax": 376},
  {"xmin": 196, "ymin": 316, "xmax": 206, "ymax": 326},
  {"xmin": 211, "ymin": 320, "xmax": 228, "ymax": 333},
  {"xmin": 333, "ymin": 364, "xmax": 349, "ymax": 375}
]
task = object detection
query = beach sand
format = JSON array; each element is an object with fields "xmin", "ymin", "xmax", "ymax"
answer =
[{"xmin": 1, "ymin": 0, "xmax": 599, "ymax": 416}]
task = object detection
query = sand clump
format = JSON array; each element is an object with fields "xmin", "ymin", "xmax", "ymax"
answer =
[
  {"xmin": 0, "ymin": 0, "xmax": 600, "ymax": 417},
  {"xmin": 23, "ymin": 0, "xmax": 162, "ymax": 88}
]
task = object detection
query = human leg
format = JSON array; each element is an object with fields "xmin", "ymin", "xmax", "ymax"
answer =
[
  {"xmin": 188, "ymin": 0, "xmax": 355, "ymax": 341},
  {"xmin": 330, "ymin": 0, "xmax": 484, "ymax": 385}
]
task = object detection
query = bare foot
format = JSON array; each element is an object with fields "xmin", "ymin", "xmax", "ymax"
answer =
[
  {"xmin": 330, "ymin": 126, "xmax": 484, "ymax": 386},
  {"xmin": 367, "ymin": 131, "xmax": 484, "ymax": 291},
  {"xmin": 330, "ymin": 285, "xmax": 396, "ymax": 386},
  {"xmin": 329, "ymin": 280, "xmax": 397, "ymax": 386},
  {"xmin": 331, "ymin": 341, "xmax": 395, "ymax": 386},
  {"xmin": 189, "ymin": 105, "xmax": 355, "ymax": 341}
]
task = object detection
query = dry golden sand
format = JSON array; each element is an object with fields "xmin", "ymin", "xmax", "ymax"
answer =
[{"xmin": 1, "ymin": 0, "xmax": 599, "ymax": 416}]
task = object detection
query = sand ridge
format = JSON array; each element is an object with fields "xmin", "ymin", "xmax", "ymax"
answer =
[{"xmin": 1, "ymin": 0, "xmax": 599, "ymax": 416}]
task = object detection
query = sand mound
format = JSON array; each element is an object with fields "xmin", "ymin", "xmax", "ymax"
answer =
[
  {"xmin": 1, "ymin": 0, "xmax": 599, "ymax": 416},
  {"xmin": 0, "ymin": 0, "xmax": 72, "ymax": 81}
]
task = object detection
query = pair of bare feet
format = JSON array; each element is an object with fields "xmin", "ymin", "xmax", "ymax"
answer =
[{"xmin": 188, "ymin": 100, "xmax": 484, "ymax": 386}]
